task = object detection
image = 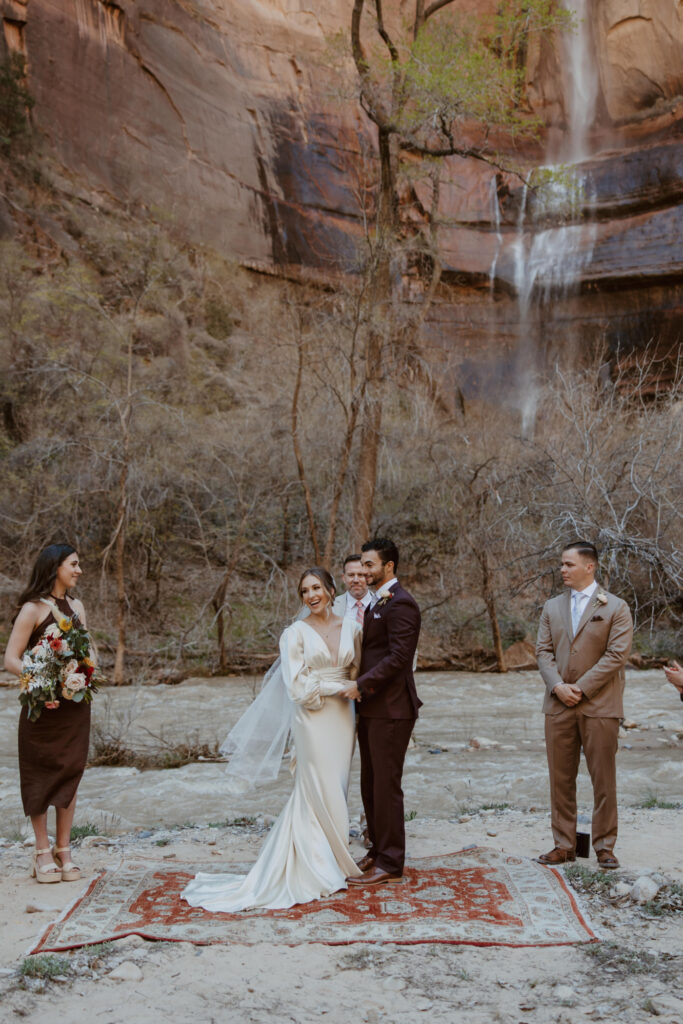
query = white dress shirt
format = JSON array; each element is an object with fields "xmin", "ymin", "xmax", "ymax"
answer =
[
  {"xmin": 341, "ymin": 590, "xmax": 374, "ymax": 621},
  {"xmin": 376, "ymin": 577, "xmax": 398, "ymax": 600}
]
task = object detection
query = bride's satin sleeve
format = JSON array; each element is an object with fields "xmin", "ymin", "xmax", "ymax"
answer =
[{"xmin": 279, "ymin": 625, "xmax": 324, "ymax": 710}]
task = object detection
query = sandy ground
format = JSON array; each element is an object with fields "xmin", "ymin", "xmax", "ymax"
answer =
[{"xmin": 0, "ymin": 670, "xmax": 681, "ymax": 1024}]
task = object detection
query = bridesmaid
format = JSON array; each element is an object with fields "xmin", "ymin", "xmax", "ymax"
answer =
[{"xmin": 4, "ymin": 544, "xmax": 92, "ymax": 884}]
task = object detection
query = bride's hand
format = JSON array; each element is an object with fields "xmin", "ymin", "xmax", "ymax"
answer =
[{"xmin": 340, "ymin": 683, "xmax": 361, "ymax": 701}]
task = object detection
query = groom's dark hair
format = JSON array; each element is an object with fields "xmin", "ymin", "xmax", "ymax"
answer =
[
  {"xmin": 563, "ymin": 539, "xmax": 598, "ymax": 563},
  {"xmin": 362, "ymin": 537, "xmax": 399, "ymax": 571}
]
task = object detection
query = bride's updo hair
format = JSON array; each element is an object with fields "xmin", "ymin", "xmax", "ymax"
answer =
[{"xmin": 297, "ymin": 566, "xmax": 336, "ymax": 604}]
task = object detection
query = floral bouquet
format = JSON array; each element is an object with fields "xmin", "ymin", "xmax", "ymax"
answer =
[{"xmin": 19, "ymin": 602, "xmax": 101, "ymax": 722}]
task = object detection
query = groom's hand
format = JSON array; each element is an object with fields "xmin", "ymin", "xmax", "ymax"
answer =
[{"xmin": 340, "ymin": 683, "xmax": 361, "ymax": 701}]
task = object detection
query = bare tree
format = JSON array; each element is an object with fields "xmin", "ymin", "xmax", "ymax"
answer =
[{"xmin": 344, "ymin": 0, "xmax": 573, "ymax": 536}]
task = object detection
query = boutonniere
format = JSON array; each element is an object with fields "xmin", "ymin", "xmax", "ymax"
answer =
[
  {"xmin": 375, "ymin": 591, "xmax": 394, "ymax": 608},
  {"xmin": 595, "ymin": 591, "xmax": 608, "ymax": 606}
]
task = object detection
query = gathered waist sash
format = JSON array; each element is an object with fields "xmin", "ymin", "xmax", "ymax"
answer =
[
  {"xmin": 293, "ymin": 664, "xmax": 354, "ymax": 710},
  {"xmin": 314, "ymin": 666, "xmax": 352, "ymax": 685}
]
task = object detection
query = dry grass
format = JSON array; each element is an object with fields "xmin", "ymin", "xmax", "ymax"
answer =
[{"xmin": 88, "ymin": 732, "xmax": 220, "ymax": 770}]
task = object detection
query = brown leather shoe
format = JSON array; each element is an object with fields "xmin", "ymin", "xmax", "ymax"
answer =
[
  {"xmin": 355, "ymin": 854, "xmax": 375, "ymax": 872},
  {"xmin": 596, "ymin": 849, "xmax": 619, "ymax": 869},
  {"xmin": 346, "ymin": 865, "xmax": 402, "ymax": 886},
  {"xmin": 537, "ymin": 847, "xmax": 576, "ymax": 865}
]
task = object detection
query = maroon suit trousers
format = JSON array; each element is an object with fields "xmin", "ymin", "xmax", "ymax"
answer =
[{"xmin": 358, "ymin": 716, "xmax": 415, "ymax": 875}]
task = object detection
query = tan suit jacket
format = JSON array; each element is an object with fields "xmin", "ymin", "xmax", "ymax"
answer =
[{"xmin": 536, "ymin": 587, "xmax": 633, "ymax": 718}]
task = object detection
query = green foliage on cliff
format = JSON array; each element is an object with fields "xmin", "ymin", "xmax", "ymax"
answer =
[{"xmin": 0, "ymin": 54, "xmax": 33, "ymax": 155}]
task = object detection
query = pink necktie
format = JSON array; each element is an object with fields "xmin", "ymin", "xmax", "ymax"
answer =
[{"xmin": 356, "ymin": 600, "xmax": 365, "ymax": 624}]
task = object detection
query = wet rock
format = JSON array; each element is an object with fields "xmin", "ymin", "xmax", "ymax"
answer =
[
  {"xmin": 631, "ymin": 876, "xmax": 660, "ymax": 903},
  {"xmin": 469, "ymin": 737, "xmax": 499, "ymax": 750},
  {"xmin": 108, "ymin": 961, "xmax": 143, "ymax": 982}
]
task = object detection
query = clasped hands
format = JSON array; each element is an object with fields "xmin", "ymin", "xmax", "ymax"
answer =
[
  {"xmin": 664, "ymin": 660, "xmax": 683, "ymax": 694},
  {"xmin": 553, "ymin": 682, "xmax": 583, "ymax": 706},
  {"xmin": 340, "ymin": 683, "xmax": 361, "ymax": 701}
]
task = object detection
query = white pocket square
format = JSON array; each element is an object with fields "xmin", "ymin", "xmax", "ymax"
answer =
[{"xmin": 373, "ymin": 613, "xmax": 381, "ymax": 619}]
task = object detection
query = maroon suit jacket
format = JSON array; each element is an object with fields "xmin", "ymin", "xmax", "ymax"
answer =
[{"xmin": 357, "ymin": 582, "xmax": 422, "ymax": 719}]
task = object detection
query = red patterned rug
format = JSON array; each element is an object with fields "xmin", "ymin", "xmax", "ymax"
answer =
[{"xmin": 32, "ymin": 846, "xmax": 597, "ymax": 952}]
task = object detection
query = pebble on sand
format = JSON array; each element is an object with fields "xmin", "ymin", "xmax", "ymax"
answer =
[{"xmin": 108, "ymin": 962, "xmax": 144, "ymax": 982}]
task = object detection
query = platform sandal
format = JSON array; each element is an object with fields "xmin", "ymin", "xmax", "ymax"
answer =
[
  {"xmin": 52, "ymin": 845, "xmax": 81, "ymax": 882},
  {"xmin": 31, "ymin": 847, "xmax": 61, "ymax": 884}
]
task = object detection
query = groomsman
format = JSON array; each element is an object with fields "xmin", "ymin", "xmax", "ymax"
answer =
[
  {"xmin": 332, "ymin": 554, "xmax": 374, "ymax": 622},
  {"xmin": 536, "ymin": 541, "xmax": 633, "ymax": 869}
]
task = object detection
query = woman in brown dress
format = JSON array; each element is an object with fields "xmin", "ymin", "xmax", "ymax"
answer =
[{"xmin": 4, "ymin": 544, "xmax": 92, "ymax": 883}]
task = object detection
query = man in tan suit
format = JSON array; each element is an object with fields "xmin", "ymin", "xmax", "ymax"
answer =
[{"xmin": 536, "ymin": 541, "xmax": 633, "ymax": 869}]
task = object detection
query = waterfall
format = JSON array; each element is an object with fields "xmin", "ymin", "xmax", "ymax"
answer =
[
  {"xmin": 489, "ymin": 177, "xmax": 503, "ymax": 292},
  {"xmin": 564, "ymin": 0, "xmax": 599, "ymax": 163},
  {"xmin": 489, "ymin": 2, "xmax": 599, "ymax": 435}
]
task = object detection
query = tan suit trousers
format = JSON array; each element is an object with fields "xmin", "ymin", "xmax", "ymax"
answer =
[{"xmin": 544, "ymin": 706, "xmax": 619, "ymax": 853}]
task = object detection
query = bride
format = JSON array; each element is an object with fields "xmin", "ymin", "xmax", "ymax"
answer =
[{"xmin": 181, "ymin": 567, "xmax": 362, "ymax": 912}]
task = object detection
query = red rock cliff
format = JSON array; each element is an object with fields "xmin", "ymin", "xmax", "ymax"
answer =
[{"xmin": 2, "ymin": 0, "xmax": 681, "ymax": 380}]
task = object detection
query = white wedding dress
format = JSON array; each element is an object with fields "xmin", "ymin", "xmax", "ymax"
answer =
[{"xmin": 181, "ymin": 617, "xmax": 363, "ymax": 912}]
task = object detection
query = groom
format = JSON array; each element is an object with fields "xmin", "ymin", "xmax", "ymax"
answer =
[{"xmin": 341, "ymin": 537, "xmax": 422, "ymax": 885}]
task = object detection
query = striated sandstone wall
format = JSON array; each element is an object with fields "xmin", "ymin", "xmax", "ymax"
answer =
[
  {"xmin": 596, "ymin": 0, "xmax": 683, "ymax": 120},
  {"xmin": 0, "ymin": 0, "xmax": 681, "ymax": 381}
]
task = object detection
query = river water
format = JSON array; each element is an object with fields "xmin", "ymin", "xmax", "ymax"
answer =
[{"xmin": 0, "ymin": 670, "xmax": 680, "ymax": 833}]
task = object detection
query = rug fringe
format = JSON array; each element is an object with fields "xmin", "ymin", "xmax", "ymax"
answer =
[{"xmin": 27, "ymin": 866, "xmax": 113, "ymax": 956}]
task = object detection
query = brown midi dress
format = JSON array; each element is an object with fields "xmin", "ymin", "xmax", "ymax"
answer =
[{"xmin": 17, "ymin": 596, "xmax": 91, "ymax": 816}]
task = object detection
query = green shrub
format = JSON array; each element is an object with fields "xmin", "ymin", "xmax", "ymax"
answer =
[
  {"xmin": 0, "ymin": 54, "xmax": 33, "ymax": 155},
  {"xmin": 20, "ymin": 955, "xmax": 71, "ymax": 979}
]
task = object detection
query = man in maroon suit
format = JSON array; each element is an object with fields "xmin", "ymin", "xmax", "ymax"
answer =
[{"xmin": 341, "ymin": 537, "xmax": 422, "ymax": 885}]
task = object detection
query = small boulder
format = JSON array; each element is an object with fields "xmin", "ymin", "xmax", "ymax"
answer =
[
  {"xmin": 630, "ymin": 876, "xmax": 660, "ymax": 903},
  {"xmin": 646, "ymin": 994, "xmax": 683, "ymax": 1017},
  {"xmin": 469, "ymin": 737, "xmax": 498, "ymax": 750},
  {"xmin": 108, "ymin": 961, "xmax": 143, "ymax": 982},
  {"xmin": 554, "ymin": 984, "xmax": 576, "ymax": 1006},
  {"xmin": 503, "ymin": 641, "xmax": 537, "ymax": 670}
]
